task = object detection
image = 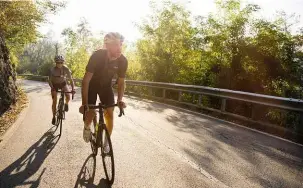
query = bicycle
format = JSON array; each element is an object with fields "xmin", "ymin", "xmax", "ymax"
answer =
[
  {"xmin": 83, "ymin": 103, "xmax": 124, "ymax": 185},
  {"xmin": 55, "ymin": 89, "xmax": 75, "ymax": 135}
]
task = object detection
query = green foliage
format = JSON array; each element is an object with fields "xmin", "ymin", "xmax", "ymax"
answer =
[
  {"xmin": 134, "ymin": 0, "xmax": 303, "ymax": 97},
  {"xmin": 124, "ymin": 46, "xmax": 141, "ymax": 80},
  {"xmin": 0, "ymin": 0, "xmax": 65, "ymax": 66},
  {"xmin": 17, "ymin": 36, "xmax": 56, "ymax": 75},
  {"xmin": 136, "ymin": 1, "xmax": 198, "ymax": 83},
  {"xmin": 131, "ymin": 0, "xmax": 303, "ymax": 130},
  {"xmin": 62, "ymin": 18, "xmax": 104, "ymax": 78}
]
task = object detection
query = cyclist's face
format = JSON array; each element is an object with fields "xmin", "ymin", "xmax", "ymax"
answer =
[
  {"xmin": 56, "ymin": 61, "xmax": 64, "ymax": 68},
  {"xmin": 106, "ymin": 41, "xmax": 122, "ymax": 59}
]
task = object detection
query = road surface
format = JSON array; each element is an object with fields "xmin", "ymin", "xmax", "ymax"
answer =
[{"xmin": 0, "ymin": 80, "xmax": 302, "ymax": 188}]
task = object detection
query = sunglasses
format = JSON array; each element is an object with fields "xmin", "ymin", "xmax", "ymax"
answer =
[{"xmin": 56, "ymin": 62, "xmax": 64, "ymax": 64}]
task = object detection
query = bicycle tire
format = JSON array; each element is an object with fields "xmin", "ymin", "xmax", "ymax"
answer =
[
  {"xmin": 90, "ymin": 117, "xmax": 98, "ymax": 156},
  {"xmin": 58, "ymin": 99, "xmax": 64, "ymax": 135},
  {"xmin": 100, "ymin": 124, "xmax": 115, "ymax": 185},
  {"xmin": 55, "ymin": 112, "xmax": 60, "ymax": 127},
  {"xmin": 59, "ymin": 116, "xmax": 63, "ymax": 135}
]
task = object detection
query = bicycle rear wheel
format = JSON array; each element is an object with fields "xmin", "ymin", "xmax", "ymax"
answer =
[{"xmin": 100, "ymin": 125, "xmax": 115, "ymax": 185}]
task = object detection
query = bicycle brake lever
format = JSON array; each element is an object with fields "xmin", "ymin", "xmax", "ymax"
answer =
[{"xmin": 118, "ymin": 107, "xmax": 125, "ymax": 117}]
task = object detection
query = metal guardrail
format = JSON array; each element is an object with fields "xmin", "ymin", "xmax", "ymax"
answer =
[{"xmin": 19, "ymin": 74, "xmax": 303, "ymax": 134}]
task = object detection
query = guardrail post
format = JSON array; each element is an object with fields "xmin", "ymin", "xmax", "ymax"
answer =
[
  {"xmin": 221, "ymin": 98, "xmax": 226, "ymax": 112},
  {"xmin": 149, "ymin": 88, "xmax": 153, "ymax": 96},
  {"xmin": 251, "ymin": 105, "xmax": 256, "ymax": 120},
  {"xmin": 178, "ymin": 91, "xmax": 182, "ymax": 101},
  {"xmin": 198, "ymin": 95, "xmax": 202, "ymax": 105},
  {"xmin": 162, "ymin": 89, "xmax": 166, "ymax": 98}
]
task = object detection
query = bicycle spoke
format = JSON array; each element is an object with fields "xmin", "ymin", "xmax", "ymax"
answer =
[{"xmin": 90, "ymin": 121, "xmax": 98, "ymax": 156}]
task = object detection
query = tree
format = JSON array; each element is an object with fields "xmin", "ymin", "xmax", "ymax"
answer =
[
  {"xmin": 136, "ymin": 1, "xmax": 198, "ymax": 83},
  {"xmin": 61, "ymin": 19, "xmax": 103, "ymax": 78},
  {"xmin": 17, "ymin": 34, "xmax": 57, "ymax": 76},
  {"xmin": 0, "ymin": 0, "xmax": 65, "ymax": 66}
]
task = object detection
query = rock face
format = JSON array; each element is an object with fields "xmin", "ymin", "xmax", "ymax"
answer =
[{"xmin": 0, "ymin": 32, "xmax": 17, "ymax": 115}]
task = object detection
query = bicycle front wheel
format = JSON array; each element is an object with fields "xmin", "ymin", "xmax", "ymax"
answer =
[
  {"xmin": 59, "ymin": 117, "xmax": 63, "ymax": 136},
  {"xmin": 90, "ymin": 117, "xmax": 98, "ymax": 156},
  {"xmin": 58, "ymin": 99, "xmax": 64, "ymax": 135},
  {"xmin": 100, "ymin": 125, "xmax": 115, "ymax": 185}
]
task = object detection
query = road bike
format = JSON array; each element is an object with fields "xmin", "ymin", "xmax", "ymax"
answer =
[{"xmin": 83, "ymin": 102, "xmax": 124, "ymax": 185}]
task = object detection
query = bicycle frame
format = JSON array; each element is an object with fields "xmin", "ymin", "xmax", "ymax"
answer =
[{"xmin": 94, "ymin": 104, "xmax": 106, "ymax": 147}]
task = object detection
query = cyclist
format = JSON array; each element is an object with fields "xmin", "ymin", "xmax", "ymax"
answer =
[
  {"xmin": 48, "ymin": 55, "xmax": 75, "ymax": 125},
  {"xmin": 79, "ymin": 32, "xmax": 128, "ymax": 146}
]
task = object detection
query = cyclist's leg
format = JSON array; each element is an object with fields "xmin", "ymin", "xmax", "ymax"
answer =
[
  {"xmin": 104, "ymin": 107, "xmax": 114, "ymax": 135},
  {"xmin": 84, "ymin": 109, "xmax": 96, "ymax": 128},
  {"xmin": 85, "ymin": 85, "xmax": 97, "ymax": 128},
  {"xmin": 51, "ymin": 85, "xmax": 58, "ymax": 124},
  {"xmin": 63, "ymin": 82, "xmax": 70, "ymax": 104},
  {"xmin": 62, "ymin": 82, "xmax": 70, "ymax": 111},
  {"xmin": 51, "ymin": 89, "xmax": 57, "ymax": 117},
  {"xmin": 101, "ymin": 87, "xmax": 115, "ymax": 136},
  {"xmin": 83, "ymin": 85, "xmax": 97, "ymax": 142}
]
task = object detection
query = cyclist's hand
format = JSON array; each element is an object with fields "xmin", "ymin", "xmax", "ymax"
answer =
[
  {"xmin": 72, "ymin": 90, "xmax": 76, "ymax": 94},
  {"xmin": 118, "ymin": 101, "xmax": 126, "ymax": 108}
]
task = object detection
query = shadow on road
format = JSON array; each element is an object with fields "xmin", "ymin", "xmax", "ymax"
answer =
[
  {"xmin": 74, "ymin": 154, "xmax": 96, "ymax": 188},
  {"xmin": 74, "ymin": 154, "xmax": 112, "ymax": 188},
  {"xmin": 98, "ymin": 178, "xmax": 112, "ymax": 188},
  {"xmin": 0, "ymin": 125, "xmax": 60, "ymax": 188}
]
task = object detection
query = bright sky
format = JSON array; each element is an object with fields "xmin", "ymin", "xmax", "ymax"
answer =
[{"xmin": 39, "ymin": 0, "xmax": 303, "ymax": 43}]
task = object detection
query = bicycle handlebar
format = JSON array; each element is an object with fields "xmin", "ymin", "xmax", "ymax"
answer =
[
  {"xmin": 56, "ymin": 89, "xmax": 75, "ymax": 100},
  {"xmin": 82, "ymin": 103, "xmax": 125, "ymax": 121}
]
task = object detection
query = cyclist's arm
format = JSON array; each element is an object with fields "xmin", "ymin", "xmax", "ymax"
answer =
[
  {"xmin": 66, "ymin": 68, "xmax": 75, "ymax": 91},
  {"xmin": 70, "ymin": 79, "xmax": 75, "ymax": 91},
  {"xmin": 82, "ymin": 72, "xmax": 93, "ymax": 105},
  {"xmin": 117, "ymin": 57, "xmax": 128, "ymax": 102},
  {"xmin": 48, "ymin": 69, "xmax": 54, "ymax": 90},
  {"xmin": 117, "ymin": 78, "xmax": 125, "ymax": 102},
  {"xmin": 82, "ymin": 52, "xmax": 98, "ymax": 105}
]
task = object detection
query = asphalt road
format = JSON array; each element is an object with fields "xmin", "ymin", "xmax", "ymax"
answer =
[{"xmin": 0, "ymin": 80, "xmax": 302, "ymax": 188}]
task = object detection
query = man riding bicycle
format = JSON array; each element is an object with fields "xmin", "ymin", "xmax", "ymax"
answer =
[
  {"xmin": 80, "ymin": 32, "xmax": 128, "ymax": 144},
  {"xmin": 48, "ymin": 55, "xmax": 75, "ymax": 125}
]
